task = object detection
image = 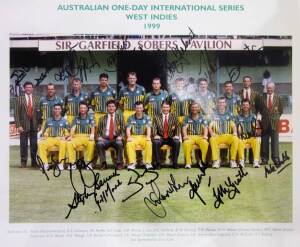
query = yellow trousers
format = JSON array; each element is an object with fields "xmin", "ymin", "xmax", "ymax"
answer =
[
  {"xmin": 66, "ymin": 134, "xmax": 95, "ymax": 163},
  {"xmin": 238, "ymin": 137, "xmax": 261, "ymax": 161},
  {"xmin": 183, "ymin": 135, "xmax": 209, "ymax": 164},
  {"xmin": 210, "ymin": 134, "xmax": 238, "ymax": 161},
  {"xmin": 123, "ymin": 110, "xmax": 135, "ymax": 125},
  {"xmin": 38, "ymin": 137, "xmax": 66, "ymax": 164},
  {"xmin": 126, "ymin": 135, "xmax": 152, "ymax": 164}
]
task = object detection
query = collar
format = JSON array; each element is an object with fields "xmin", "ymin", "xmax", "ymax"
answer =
[
  {"xmin": 46, "ymin": 94, "xmax": 57, "ymax": 100},
  {"xmin": 98, "ymin": 86, "xmax": 109, "ymax": 92},
  {"xmin": 134, "ymin": 113, "xmax": 144, "ymax": 120},
  {"xmin": 152, "ymin": 90, "xmax": 162, "ymax": 96}
]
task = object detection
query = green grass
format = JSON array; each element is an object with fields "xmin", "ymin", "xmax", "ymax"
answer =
[{"xmin": 9, "ymin": 143, "xmax": 292, "ymax": 223}]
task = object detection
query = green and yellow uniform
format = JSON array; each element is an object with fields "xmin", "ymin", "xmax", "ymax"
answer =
[
  {"xmin": 224, "ymin": 93, "xmax": 241, "ymax": 117},
  {"xmin": 118, "ymin": 84, "xmax": 146, "ymax": 123},
  {"xmin": 64, "ymin": 91, "xmax": 89, "ymax": 125},
  {"xmin": 38, "ymin": 117, "xmax": 69, "ymax": 164},
  {"xmin": 90, "ymin": 86, "xmax": 116, "ymax": 126},
  {"xmin": 195, "ymin": 90, "xmax": 216, "ymax": 120},
  {"xmin": 168, "ymin": 93, "xmax": 193, "ymax": 125},
  {"xmin": 66, "ymin": 114, "xmax": 95, "ymax": 163},
  {"xmin": 39, "ymin": 95, "xmax": 64, "ymax": 128},
  {"xmin": 126, "ymin": 113, "xmax": 152, "ymax": 164},
  {"xmin": 182, "ymin": 115, "xmax": 209, "ymax": 164},
  {"xmin": 209, "ymin": 111, "xmax": 238, "ymax": 161},
  {"xmin": 144, "ymin": 90, "xmax": 168, "ymax": 120},
  {"xmin": 236, "ymin": 113, "xmax": 260, "ymax": 162}
]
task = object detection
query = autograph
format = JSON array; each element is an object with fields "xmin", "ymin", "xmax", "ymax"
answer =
[
  {"xmin": 65, "ymin": 159, "xmax": 122, "ymax": 219},
  {"xmin": 143, "ymin": 165, "xmax": 210, "ymax": 218},
  {"xmin": 264, "ymin": 151, "xmax": 291, "ymax": 178},
  {"xmin": 212, "ymin": 166, "xmax": 248, "ymax": 209}
]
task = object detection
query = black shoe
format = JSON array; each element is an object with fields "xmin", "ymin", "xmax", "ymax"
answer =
[
  {"xmin": 31, "ymin": 162, "xmax": 38, "ymax": 168},
  {"xmin": 116, "ymin": 163, "xmax": 123, "ymax": 170},
  {"xmin": 261, "ymin": 160, "xmax": 268, "ymax": 165},
  {"xmin": 173, "ymin": 163, "xmax": 179, "ymax": 169},
  {"xmin": 100, "ymin": 162, "xmax": 108, "ymax": 170},
  {"xmin": 156, "ymin": 164, "xmax": 161, "ymax": 170},
  {"xmin": 21, "ymin": 161, "xmax": 27, "ymax": 168},
  {"xmin": 273, "ymin": 160, "xmax": 281, "ymax": 168}
]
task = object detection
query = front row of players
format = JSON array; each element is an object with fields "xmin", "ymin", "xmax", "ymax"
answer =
[{"xmin": 38, "ymin": 97, "xmax": 260, "ymax": 171}]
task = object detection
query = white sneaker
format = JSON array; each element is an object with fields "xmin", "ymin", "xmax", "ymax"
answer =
[
  {"xmin": 127, "ymin": 163, "xmax": 136, "ymax": 170},
  {"xmin": 67, "ymin": 165, "xmax": 77, "ymax": 170},
  {"xmin": 253, "ymin": 160, "xmax": 260, "ymax": 168},
  {"xmin": 185, "ymin": 164, "xmax": 192, "ymax": 169},
  {"xmin": 230, "ymin": 160, "xmax": 238, "ymax": 168},
  {"xmin": 239, "ymin": 160, "xmax": 245, "ymax": 168},
  {"xmin": 40, "ymin": 163, "xmax": 49, "ymax": 171},
  {"xmin": 58, "ymin": 163, "xmax": 64, "ymax": 171},
  {"xmin": 145, "ymin": 163, "xmax": 153, "ymax": 170},
  {"xmin": 212, "ymin": 160, "xmax": 220, "ymax": 169},
  {"xmin": 86, "ymin": 164, "xmax": 93, "ymax": 170}
]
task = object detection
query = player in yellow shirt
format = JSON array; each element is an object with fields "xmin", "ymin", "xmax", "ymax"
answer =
[
  {"xmin": 38, "ymin": 103, "xmax": 69, "ymax": 171},
  {"xmin": 66, "ymin": 102, "xmax": 95, "ymax": 170},
  {"xmin": 182, "ymin": 102, "xmax": 209, "ymax": 168},
  {"xmin": 209, "ymin": 97, "xmax": 239, "ymax": 169},
  {"xmin": 126, "ymin": 101, "xmax": 152, "ymax": 170},
  {"xmin": 236, "ymin": 99, "xmax": 261, "ymax": 168}
]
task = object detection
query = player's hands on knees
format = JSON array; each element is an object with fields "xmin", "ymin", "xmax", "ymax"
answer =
[{"xmin": 18, "ymin": 127, "xmax": 24, "ymax": 133}]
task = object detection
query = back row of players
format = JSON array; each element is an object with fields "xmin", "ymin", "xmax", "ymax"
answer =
[{"xmin": 36, "ymin": 71, "xmax": 283, "ymax": 171}]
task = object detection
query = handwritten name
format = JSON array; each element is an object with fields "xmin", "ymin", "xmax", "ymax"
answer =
[
  {"xmin": 212, "ymin": 166, "xmax": 248, "ymax": 209},
  {"xmin": 264, "ymin": 151, "xmax": 291, "ymax": 178}
]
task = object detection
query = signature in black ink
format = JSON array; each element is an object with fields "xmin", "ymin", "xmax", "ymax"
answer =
[
  {"xmin": 264, "ymin": 151, "xmax": 291, "ymax": 178},
  {"xmin": 65, "ymin": 159, "xmax": 122, "ymax": 219},
  {"xmin": 34, "ymin": 68, "xmax": 52, "ymax": 86},
  {"xmin": 37, "ymin": 154, "xmax": 69, "ymax": 180},
  {"xmin": 212, "ymin": 166, "xmax": 248, "ymax": 209},
  {"xmin": 137, "ymin": 164, "xmax": 210, "ymax": 218}
]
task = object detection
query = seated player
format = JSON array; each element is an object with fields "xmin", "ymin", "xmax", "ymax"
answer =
[
  {"xmin": 209, "ymin": 97, "xmax": 239, "ymax": 169},
  {"xmin": 152, "ymin": 101, "xmax": 180, "ymax": 169},
  {"xmin": 38, "ymin": 103, "xmax": 69, "ymax": 171},
  {"xmin": 96, "ymin": 100, "xmax": 124, "ymax": 170},
  {"xmin": 126, "ymin": 101, "xmax": 152, "ymax": 170},
  {"xmin": 182, "ymin": 102, "xmax": 209, "ymax": 169},
  {"xmin": 66, "ymin": 102, "xmax": 95, "ymax": 170},
  {"xmin": 236, "ymin": 99, "xmax": 261, "ymax": 168}
]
